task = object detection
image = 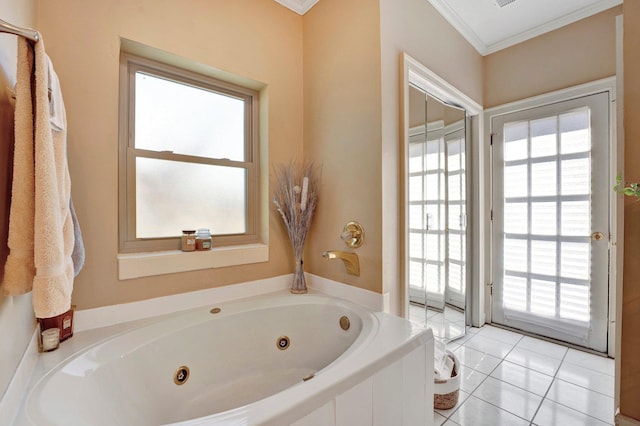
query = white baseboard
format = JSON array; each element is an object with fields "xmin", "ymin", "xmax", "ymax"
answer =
[
  {"xmin": 617, "ymin": 413, "xmax": 640, "ymax": 426},
  {"xmin": 74, "ymin": 274, "xmax": 389, "ymax": 333},
  {"xmin": 0, "ymin": 329, "xmax": 38, "ymax": 426}
]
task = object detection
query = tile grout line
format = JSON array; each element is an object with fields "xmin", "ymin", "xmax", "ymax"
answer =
[
  {"xmin": 530, "ymin": 346, "xmax": 613, "ymax": 426},
  {"xmin": 438, "ymin": 330, "xmax": 526, "ymax": 422},
  {"xmin": 464, "ymin": 332, "xmax": 545, "ymax": 424},
  {"xmin": 444, "ymin": 326, "xmax": 615, "ymax": 425},
  {"xmin": 527, "ymin": 346, "xmax": 570, "ymax": 425}
]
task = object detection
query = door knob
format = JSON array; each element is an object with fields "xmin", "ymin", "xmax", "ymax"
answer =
[{"xmin": 591, "ymin": 231, "xmax": 605, "ymax": 241}]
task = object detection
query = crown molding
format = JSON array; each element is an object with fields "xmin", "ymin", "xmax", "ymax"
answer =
[
  {"xmin": 428, "ymin": 0, "xmax": 622, "ymax": 56},
  {"xmin": 484, "ymin": 0, "xmax": 623, "ymax": 54},
  {"xmin": 273, "ymin": 0, "xmax": 320, "ymax": 15}
]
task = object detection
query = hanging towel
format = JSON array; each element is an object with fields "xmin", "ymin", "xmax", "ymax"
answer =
[
  {"xmin": 69, "ymin": 198, "xmax": 84, "ymax": 277},
  {"xmin": 31, "ymin": 37, "xmax": 75, "ymax": 318},
  {"xmin": 2, "ymin": 38, "xmax": 36, "ymax": 296},
  {"xmin": 47, "ymin": 54, "xmax": 84, "ymax": 277}
]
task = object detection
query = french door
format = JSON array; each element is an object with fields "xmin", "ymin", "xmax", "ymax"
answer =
[{"xmin": 491, "ymin": 92, "xmax": 610, "ymax": 352}]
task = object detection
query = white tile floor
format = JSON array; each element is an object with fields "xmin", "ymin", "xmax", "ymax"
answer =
[{"xmin": 428, "ymin": 325, "xmax": 615, "ymax": 426}]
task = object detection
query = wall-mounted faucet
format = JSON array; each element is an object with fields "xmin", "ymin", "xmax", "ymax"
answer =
[{"xmin": 322, "ymin": 251, "xmax": 360, "ymax": 276}]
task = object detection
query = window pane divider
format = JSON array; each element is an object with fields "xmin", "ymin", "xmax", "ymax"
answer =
[{"xmin": 131, "ymin": 148, "xmax": 252, "ymax": 169}]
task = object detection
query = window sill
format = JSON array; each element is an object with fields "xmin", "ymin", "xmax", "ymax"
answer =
[{"xmin": 117, "ymin": 244, "xmax": 269, "ymax": 280}]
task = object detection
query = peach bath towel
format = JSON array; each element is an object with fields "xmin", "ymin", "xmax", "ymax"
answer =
[
  {"xmin": 2, "ymin": 38, "xmax": 36, "ymax": 296},
  {"xmin": 2, "ymin": 37, "xmax": 75, "ymax": 318},
  {"xmin": 32, "ymin": 38, "xmax": 75, "ymax": 318}
]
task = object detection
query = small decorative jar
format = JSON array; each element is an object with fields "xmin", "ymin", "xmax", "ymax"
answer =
[
  {"xmin": 181, "ymin": 230, "xmax": 197, "ymax": 252},
  {"xmin": 41, "ymin": 328, "xmax": 60, "ymax": 352},
  {"xmin": 196, "ymin": 228, "xmax": 212, "ymax": 251}
]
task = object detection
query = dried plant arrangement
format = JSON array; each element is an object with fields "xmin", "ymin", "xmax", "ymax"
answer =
[{"xmin": 273, "ymin": 161, "xmax": 320, "ymax": 293}]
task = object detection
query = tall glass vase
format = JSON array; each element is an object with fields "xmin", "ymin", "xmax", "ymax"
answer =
[{"xmin": 290, "ymin": 258, "xmax": 307, "ymax": 294}]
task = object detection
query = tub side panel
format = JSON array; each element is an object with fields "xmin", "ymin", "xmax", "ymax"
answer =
[
  {"xmin": 372, "ymin": 358, "xmax": 403, "ymax": 425},
  {"xmin": 335, "ymin": 377, "xmax": 373, "ymax": 426},
  {"xmin": 290, "ymin": 401, "xmax": 335, "ymax": 426}
]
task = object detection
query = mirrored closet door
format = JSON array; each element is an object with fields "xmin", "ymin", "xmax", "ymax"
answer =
[{"xmin": 408, "ymin": 85, "xmax": 469, "ymax": 341}]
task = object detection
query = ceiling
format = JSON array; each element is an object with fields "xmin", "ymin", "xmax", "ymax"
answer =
[
  {"xmin": 427, "ymin": 0, "xmax": 622, "ymax": 55},
  {"xmin": 274, "ymin": 0, "xmax": 621, "ymax": 56},
  {"xmin": 273, "ymin": 0, "xmax": 320, "ymax": 15}
]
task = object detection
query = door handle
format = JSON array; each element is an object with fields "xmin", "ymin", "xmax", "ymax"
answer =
[{"xmin": 591, "ymin": 231, "xmax": 605, "ymax": 241}]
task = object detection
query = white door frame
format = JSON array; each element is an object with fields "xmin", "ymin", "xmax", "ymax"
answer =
[
  {"xmin": 483, "ymin": 77, "xmax": 619, "ymax": 357},
  {"xmin": 401, "ymin": 53, "xmax": 484, "ymax": 326}
]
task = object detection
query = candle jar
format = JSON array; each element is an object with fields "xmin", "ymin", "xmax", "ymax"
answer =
[
  {"xmin": 41, "ymin": 328, "xmax": 60, "ymax": 352},
  {"xmin": 181, "ymin": 230, "xmax": 196, "ymax": 252},
  {"xmin": 196, "ymin": 228, "xmax": 212, "ymax": 251}
]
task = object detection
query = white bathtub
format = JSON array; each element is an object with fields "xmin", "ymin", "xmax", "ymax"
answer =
[{"xmin": 19, "ymin": 291, "xmax": 433, "ymax": 425}]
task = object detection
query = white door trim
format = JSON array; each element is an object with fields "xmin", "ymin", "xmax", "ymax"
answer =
[{"xmin": 402, "ymin": 53, "xmax": 484, "ymax": 327}]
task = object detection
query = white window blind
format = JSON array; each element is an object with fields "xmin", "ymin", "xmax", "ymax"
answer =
[{"xmin": 501, "ymin": 107, "xmax": 592, "ymax": 335}]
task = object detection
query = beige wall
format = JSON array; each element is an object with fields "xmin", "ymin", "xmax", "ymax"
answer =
[
  {"xmin": 380, "ymin": 0, "xmax": 483, "ymax": 313},
  {"xmin": 303, "ymin": 0, "xmax": 383, "ymax": 292},
  {"xmin": 0, "ymin": 0, "xmax": 37, "ymax": 401},
  {"xmin": 37, "ymin": 0, "xmax": 303, "ymax": 309},
  {"xmin": 621, "ymin": 1, "xmax": 640, "ymax": 420},
  {"xmin": 484, "ymin": 6, "xmax": 621, "ymax": 108},
  {"xmin": 302, "ymin": 0, "xmax": 482, "ymax": 311}
]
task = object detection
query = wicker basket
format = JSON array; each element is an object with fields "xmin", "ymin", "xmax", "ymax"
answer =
[{"xmin": 434, "ymin": 351, "xmax": 460, "ymax": 410}]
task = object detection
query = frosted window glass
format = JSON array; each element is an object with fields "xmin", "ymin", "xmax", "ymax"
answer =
[
  {"xmin": 561, "ymin": 158, "xmax": 590, "ymax": 196},
  {"xmin": 449, "ymin": 174, "xmax": 461, "ymax": 200},
  {"xmin": 135, "ymin": 72, "xmax": 245, "ymax": 161},
  {"xmin": 531, "ymin": 117, "xmax": 557, "ymax": 158},
  {"xmin": 505, "ymin": 203, "xmax": 527, "ymax": 234},
  {"xmin": 409, "ymin": 232, "xmax": 423, "ymax": 258},
  {"xmin": 499, "ymin": 107, "xmax": 594, "ymax": 331},
  {"xmin": 560, "ymin": 282, "xmax": 589, "ymax": 322},
  {"xmin": 531, "ymin": 280, "xmax": 556, "ymax": 317},
  {"xmin": 449, "ymin": 204, "xmax": 461, "ymax": 231},
  {"xmin": 448, "ymin": 263, "xmax": 463, "ymax": 292},
  {"xmin": 561, "ymin": 242, "xmax": 590, "ymax": 280},
  {"xmin": 531, "ymin": 161, "xmax": 557, "ymax": 197},
  {"xmin": 504, "ymin": 238, "xmax": 527, "ymax": 273},
  {"xmin": 136, "ymin": 158, "xmax": 246, "ymax": 238},
  {"xmin": 409, "ymin": 143, "xmax": 424, "ymax": 173},
  {"xmin": 409, "ymin": 176, "xmax": 423, "ymax": 202},
  {"xmin": 532, "ymin": 202, "xmax": 557, "ymax": 235},
  {"xmin": 561, "ymin": 201, "xmax": 590, "ymax": 236},
  {"xmin": 505, "ymin": 165, "xmax": 527, "ymax": 198},
  {"xmin": 409, "ymin": 205, "xmax": 423, "ymax": 229},
  {"xmin": 504, "ymin": 122, "xmax": 528, "ymax": 161},
  {"xmin": 504, "ymin": 275, "xmax": 527, "ymax": 312},
  {"xmin": 425, "ymin": 173, "xmax": 439, "ymax": 201},
  {"xmin": 449, "ymin": 234, "xmax": 462, "ymax": 261},
  {"xmin": 531, "ymin": 240, "xmax": 556, "ymax": 276},
  {"xmin": 448, "ymin": 152, "xmax": 461, "ymax": 172},
  {"xmin": 560, "ymin": 109, "xmax": 590, "ymax": 154},
  {"xmin": 425, "ymin": 234, "xmax": 441, "ymax": 261},
  {"xmin": 409, "ymin": 261, "xmax": 423, "ymax": 289},
  {"xmin": 425, "ymin": 151, "xmax": 440, "ymax": 171},
  {"xmin": 426, "ymin": 264, "xmax": 441, "ymax": 293}
]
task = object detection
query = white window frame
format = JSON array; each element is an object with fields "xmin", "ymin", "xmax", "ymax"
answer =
[{"xmin": 117, "ymin": 47, "xmax": 267, "ymax": 279}]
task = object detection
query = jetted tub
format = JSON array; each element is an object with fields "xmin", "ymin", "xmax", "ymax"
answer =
[{"xmin": 20, "ymin": 292, "xmax": 433, "ymax": 425}]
